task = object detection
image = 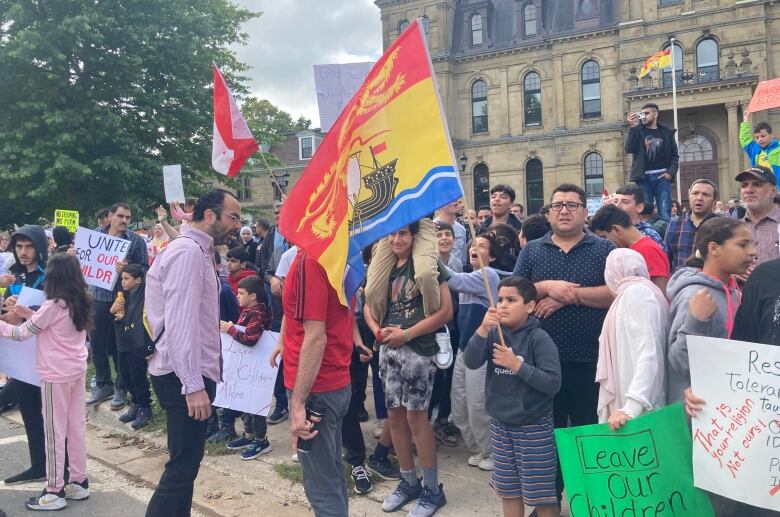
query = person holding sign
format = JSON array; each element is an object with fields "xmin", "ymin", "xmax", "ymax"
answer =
[
  {"xmin": 740, "ymin": 113, "xmax": 780, "ymax": 176},
  {"xmin": 464, "ymin": 276, "xmax": 561, "ymax": 517},
  {"xmin": 596, "ymin": 248, "xmax": 669, "ymax": 431}
]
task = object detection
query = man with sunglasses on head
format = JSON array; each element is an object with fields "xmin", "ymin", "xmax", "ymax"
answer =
[
  {"xmin": 626, "ymin": 103, "xmax": 679, "ymax": 222},
  {"xmin": 513, "ymin": 184, "xmax": 614, "ymax": 510}
]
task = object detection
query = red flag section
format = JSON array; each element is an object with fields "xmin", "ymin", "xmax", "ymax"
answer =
[{"xmin": 212, "ymin": 65, "xmax": 259, "ymax": 177}]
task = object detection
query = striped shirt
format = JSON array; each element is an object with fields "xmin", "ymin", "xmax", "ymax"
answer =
[
  {"xmin": 742, "ymin": 204, "xmax": 780, "ymax": 265},
  {"xmin": 147, "ymin": 226, "xmax": 221, "ymax": 394}
]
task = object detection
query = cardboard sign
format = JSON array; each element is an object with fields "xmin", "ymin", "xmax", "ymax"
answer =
[
  {"xmin": 555, "ymin": 404, "xmax": 714, "ymax": 517},
  {"xmin": 53, "ymin": 209, "xmax": 79, "ymax": 232},
  {"xmin": 162, "ymin": 164, "xmax": 185, "ymax": 203},
  {"xmin": 745, "ymin": 78, "xmax": 780, "ymax": 114},
  {"xmin": 73, "ymin": 227, "xmax": 130, "ymax": 290},
  {"xmin": 689, "ymin": 336, "xmax": 780, "ymax": 510},
  {"xmin": 314, "ymin": 62, "xmax": 374, "ymax": 132},
  {"xmin": 0, "ymin": 336, "xmax": 40, "ymax": 386},
  {"xmin": 214, "ymin": 330, "xmax": 278, "ymax": 416}
]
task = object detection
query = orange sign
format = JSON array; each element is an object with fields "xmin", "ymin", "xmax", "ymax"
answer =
[{"xmin": 745, "ymin": 78, "xmax": 780, "ymax": 114}]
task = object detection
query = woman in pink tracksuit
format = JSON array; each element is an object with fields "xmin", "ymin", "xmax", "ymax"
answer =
[{"xmin": 0, "ymin": 254, "xmax": 92, "ymax": 512}]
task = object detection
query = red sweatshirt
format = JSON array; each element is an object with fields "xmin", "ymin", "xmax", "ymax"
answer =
[
  {"xmin": 227, "ymin": 303, "xmax": 272, "ymax": 346},
  {"xmin": 227, "ymin": 268, "xmax": 256, "ymax": 295}
]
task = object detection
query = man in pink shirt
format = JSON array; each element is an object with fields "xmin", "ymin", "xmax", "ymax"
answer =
[{"xmin": 145, "ymin": 190, "xmax": 241, "ymax": 516}]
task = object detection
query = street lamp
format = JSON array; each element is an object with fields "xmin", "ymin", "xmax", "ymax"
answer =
[{"xmin": 459, "ymin": 153, "xmax": 467, "ymax": 173}]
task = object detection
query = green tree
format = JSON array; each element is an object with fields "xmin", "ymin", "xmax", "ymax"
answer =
[
  {"xmin": 0, "ymin": 0, "xmax": 258, "ymax": 224},
  {"xmin": 242, "ymin": 98, "xmax": 311, "ymax": 148}
]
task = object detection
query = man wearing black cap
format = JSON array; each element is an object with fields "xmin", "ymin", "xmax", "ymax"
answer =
[{"xmin": 736, "ymin": 166, "xmax": 779, "ymax": 265}]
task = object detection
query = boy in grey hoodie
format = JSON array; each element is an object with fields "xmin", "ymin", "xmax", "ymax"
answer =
[{"xmin": 464, "ymin": 276, "xmax": 561, "ymax": 517}]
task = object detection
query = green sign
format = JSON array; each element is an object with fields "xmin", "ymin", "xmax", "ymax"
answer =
[{"xmin": 555, "ymin": 404, "xmax": 714, "ymax": 517}]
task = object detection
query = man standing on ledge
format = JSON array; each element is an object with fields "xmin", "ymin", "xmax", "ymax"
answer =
[{"xmin": 145, "ymin": 190, "xmax": 241, "ymax": 516}]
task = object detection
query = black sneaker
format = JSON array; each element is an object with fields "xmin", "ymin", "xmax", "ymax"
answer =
[
  {"xmin": 357, "ymin": 408, "xmax": 369, "ymax": 423},
  {"xmin": 267, "ymin": 406, "xmax": 288, "ymax": 425},
  {"xmin": 131, "ymin": 407, "xmax": 152, "ymax": 430},
  {"xmin": 381, "ymin": 478, "xmax": 422, "ymax": 512},
  {"xmin": 206, "ymin": 427, "xmax": 236, "ymax": 443},
  {"xmin": 433, "ymin": 422, "xmax": 459, "ymax": 448},
  {"xmin": 408, "ymin": 484, "xmax": 446, "ymax": 517},
  {"xmin": 351, "ymin": 465, "xmax": 373, "ymax": 495},
  {"xmin": 4, "ymin": 467, "xmax": 46, "ymax": 485},
  {"xmin": 366, "ymin": 455, "xmax": 401, "ymax": 481},
  {"xmin": 118, "ymin": 405, "xmax": 138, "ymax": 423}
]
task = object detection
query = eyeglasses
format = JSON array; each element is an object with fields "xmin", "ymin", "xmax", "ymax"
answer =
[
  {"xmin": 549, "ymin": 202, "xmax": 585, "ymax": 212},
  {"xmin": 222, "ymin": 212, "xmax": 241, "ymax": 224}
]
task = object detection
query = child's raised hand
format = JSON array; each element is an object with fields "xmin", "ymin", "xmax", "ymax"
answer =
[
  {"xmin": 219, "ymin": 320, "xmax": 232, "ymax": 333},
  {"xmin": 478, "ymin": 307, "xmax": 500, "ymax": 335},
  {"xmin": 688, "ymin": 288, "xmax": 717, "ymax": 321},
  {"xmin": 492, "ymin": 342, "xmax": 522, "ymax": 373}
]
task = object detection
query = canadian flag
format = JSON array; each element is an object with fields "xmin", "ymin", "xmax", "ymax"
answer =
[{"xmin": 212, "ymin": 64, "xmax": 258, "ymax": 177}]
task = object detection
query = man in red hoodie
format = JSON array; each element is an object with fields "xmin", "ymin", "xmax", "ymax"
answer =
[{"xmin": 226, "ymin": 247, "xmax": 255, "ymax": 296}]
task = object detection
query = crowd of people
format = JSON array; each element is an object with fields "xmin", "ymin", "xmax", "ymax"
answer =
[{"xmin": 0, "ymin": 105, "xmax": 777, "ymax": 517}]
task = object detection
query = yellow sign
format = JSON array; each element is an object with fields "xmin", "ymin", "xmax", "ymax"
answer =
[{"xmin": 53, "ymin": 210, "xmax": 79, "ymax": 232}]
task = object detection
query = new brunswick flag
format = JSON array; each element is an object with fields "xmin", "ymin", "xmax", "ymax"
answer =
[
  {"xmin": 279, "ymin": 18, "xmax": 464, "ymax": 306},
  {"xmin": 638, "ymin": 48, "xmax": 672, "ymax": 79}
]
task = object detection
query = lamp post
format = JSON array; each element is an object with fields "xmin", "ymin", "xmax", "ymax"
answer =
[{"xmin": 459, "ymin": 152, "xmax": 467, "ymax": 173}]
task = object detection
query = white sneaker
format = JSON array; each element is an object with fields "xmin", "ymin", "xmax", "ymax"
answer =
[
  {"xmin": 291, "ymin": 453, "xmax": 299, "ymax": 462},
  {"xmin": 64, "ymin": 479, "xmax": 90, "ymax": 500},
  {"xmin": 478, "ymin": 455, "xmax": 494, "ymax": 471},
  {"xmin": 25, "ymin": 489, "xmax": 67, "ymax": 511},
  {"xmin": 467, "ymin": 453, "xmax": 483, "ymax": 467},
  {"xmin": 373, "ymin": 419, "xmax": 385, "ymax": 439},
  {"xmin": 434, "ymin": 328, "xmax": 453, "ymax": 370}
]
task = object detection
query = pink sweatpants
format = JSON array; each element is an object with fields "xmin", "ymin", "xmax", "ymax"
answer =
[{"xmin": 41, "ymin": 375, "xmax": 87, "ymax": 492}]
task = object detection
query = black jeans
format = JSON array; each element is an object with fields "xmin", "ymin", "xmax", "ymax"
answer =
[
  {"xmin": 16, "ymin": 380, "xmax": 46, "ymax": 473},
  {"xmin": 118, "ymin": 351, "xmax": 151, "ymax": 408},
  {"xmin": 342, "ymin": 350, "xmax": 368, "ymax": 467},
  {"xmin": 146, "ymin": 373, "xmax": 216, "ymax": 517},
  {"xmin": 553, "ymin": 362, "xmax": 598, "ymax": 500},
  {"xmin": 219, "ymin": 410, "xmax": 267, "ymax": 439},
  {"xmin": 89, "ymin": 301, "xmax": 121, "ymax": 389},
  {"xmin": 428, "ymin": 345, "xmax": 457, "ymax": 422},
  {"xmin": 273, "ymin": 359, "xmax": 287, "ymax": 410}
]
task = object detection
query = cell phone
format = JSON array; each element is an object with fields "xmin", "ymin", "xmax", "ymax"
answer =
[{"xmin": 637, "ymin": 111, "xmax": 646, "ymax": 120}]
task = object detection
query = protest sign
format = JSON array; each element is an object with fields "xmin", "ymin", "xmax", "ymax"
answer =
[
  {"xmin": 314, "ymin": 62, "xmax": 374, "ymax": 132},
  {"xmin": 0, "ymin": 336, "xmax": 40, "ymax": 386},
  {"xmin": 73, "ymin": 227, "xmax": 130, "ymax": 290},
  {"xmin": 17, "ymin": 286, "xmax": 45, "ymax": 309},
  {"xmin": 689, "ymin": 336, "xmax": 780, "ymax": 510},
  {"xmin": 745, "ymin": 78, "xmax": 780, "ymax": 114},
  {"xmin": 214, "ymin": 329, "xmax": 278, "ymax": 416},
  {"xmin": 53, "ymin": 209, "xmax": 79, "ymax": 232},
  {"xmin": 555, "ymin": 404, "xmax": 714, "ymax": 517},
  {"xmin": 162, "ymin": 164, "xmax": 185, "ymax": 203},
  {"xmin": 587, "ymin": 197, "xmax": 604, "ymax": 216}
]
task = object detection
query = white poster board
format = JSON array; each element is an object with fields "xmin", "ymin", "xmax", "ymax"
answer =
[
  {"xmin": 0, "ymin": 336, "xmax": 40, "ymax": 386},
  {"xmin": 17, "ymin": 286, "xmax": 46, "ymax": 309},
  {"xmin": 689, "ymin": 336, "xmax": 780, "ymax": 511},
  {"xmin": 162, "ymin": 164, "xmax": 185, "ymax": 203},
  {"xmin": 214, "ymin": 330, "xmax": 278, "ymax": 416},
  {"xmin": 73, "ymin": 227, "xmax": 130, "ymax": 290},
  {"xmin": 314, "ymin": 62, "xmax": 374, "ymax": 132}
]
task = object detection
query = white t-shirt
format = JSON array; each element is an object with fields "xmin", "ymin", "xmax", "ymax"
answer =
[{"xmin": 275, "ymin": 246, "xmax": 299, "ymax": 279}]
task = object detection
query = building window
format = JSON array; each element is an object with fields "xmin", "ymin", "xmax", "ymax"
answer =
[
  {"xmin": 583, "ymin": 152, "xmax": 604, "ymax": 199},
  {"xmin": 696, "ymin": 38, "xmax": 719, "ymax": 83},
  {"xmin": 525, "ymin": 159, "xmax": 544, "ymax": 215},
  {"xmin": 471, "ymin": 80, "xmax": 488, "ymax": 133},
  {"xmin": 523, "ymin": 3, "xmax": 536, "ymax": 37},
  {"xmin": 659, "ymin": 0, "xmax": 681, "ymax": 4},
  {"xmin": 581, "ymin": 60, "xmax": 601, "ymax": 119},
  {"xmin": 300, "ymin": 136, "xmax": 313, "ymax": 160},
  {"xmin": 421, "ymin": 15, "xmax": 430, "ymax": 41},
  {"xmin": 473, "ymin": 163, "xmax": 490, "ymax": 208},
  {"xmin": 523, "ymin": 71, "xmax": 542, "ymax": 127},
  {"xmin": 579, "ymin": 0, "xmax": 596, "ymax": 17},
  {"xmin": 398, "ymin": 19, "xmax": 409, "ymax": 37},
  {"xmin": 680, "ymin": 134, "xmax": 714, "ymax": 162},
  {"xmin": 237, "ymin": 176, "xmax": 252, "ymax": 201},
  {"xmin": 471, "ymin": 13, "xmax": 483, "ymax": 47},
  {"xmin": 662, "ymin": 43, "xmax": 684, "ymax": 88}
]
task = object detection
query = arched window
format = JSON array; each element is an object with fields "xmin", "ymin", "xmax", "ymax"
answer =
[
  {"xmin": 583, "ymin": 152, "xmax": 604, "ymax": 199},
  {"xmin": 523, "ymin": 3, "xmax": 537, "ymax": 38},
  {"xmin": 662, "ymin": 44, "xmax": 684, "ymax": 88},
  {"xmin": 471, "ymin": 80, "xmax": 488, "ymax": 133},
  {"xmin": 696, "ymin": 38, "xmax": 719, "ymax": 83},
  {"xmin": 471, "ymin": 13, "xmax": 483, "ymax": 46},
  {"xmin": 398, "ymin": 19, "xmax": 409, "ymax": 37},
  {"xmin": 421, "ymin": 16, "xmax": 430, "ymax": 40},
  {"xmin": 473, "ymin": 163, "xmax": 490, "ymax": 208},
  {"xmin": 523, "ymin": 71, "xmax": 542, "ymax": 127},
  {"xmin": 581, "ymin": 60, "xmax": 601, "ymax": 118},
  {"xmin": 525, "ymin": 159, "xmax": 544, "ymax": 215},
  {"xmin": 579, "ymin": 0, "xmax": 596, "ymax": 17},
  {"xmin": 680, "ymin": 134, "xmax": 715, "ymax": 162}
]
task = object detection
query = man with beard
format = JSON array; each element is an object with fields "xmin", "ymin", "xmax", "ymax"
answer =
[
  {"xmin": 663, "ymin": 179, "xmax": 719, "ymax": 271},
  {"xmin": 145, "ymin": 190, "xmax": 241, "ymax": 516}
]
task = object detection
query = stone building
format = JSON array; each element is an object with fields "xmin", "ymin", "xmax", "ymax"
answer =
[{"xmin": 375, "ymin": 0, "xmax": 772, "ymax": 214}]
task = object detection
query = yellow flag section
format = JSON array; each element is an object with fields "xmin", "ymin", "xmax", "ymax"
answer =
[
  {"xmin": 639, "ymin": 48, "xmax": 672, "ymax": 79},
  {"xmin": 54, "ymin": 209, "xmax": 79, "ymax": 232},
  {"xmin": 280, "ymin": 18, "xmax": 463, "ymax": 305}
]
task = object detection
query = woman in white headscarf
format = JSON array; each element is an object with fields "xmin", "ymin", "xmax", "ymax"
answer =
[
  {"xmin": 596, "ymin": 248, "xmax": 669, "ymax": 431},
  {"xmin": 239, "ymin": 226, "xmax": 258, "ymax": 264}
]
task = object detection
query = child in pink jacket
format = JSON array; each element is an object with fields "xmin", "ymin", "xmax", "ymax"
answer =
[{"xmin": 0, "ymin": 254, "xmax": 92, "ymax": 512}]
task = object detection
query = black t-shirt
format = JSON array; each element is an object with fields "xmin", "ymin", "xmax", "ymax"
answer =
[
  {"xmin": 642, "ymin": 127, "xmax": 666, "ymax": 172},
  {"xmin": 732, "ymin": 259, "xmax": 780, "ymax": 346}
]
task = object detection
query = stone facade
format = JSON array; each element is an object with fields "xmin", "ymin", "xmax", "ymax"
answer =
[{"xmin": 376, "ymin": 0, "xmax": 775, "ymax": 213}]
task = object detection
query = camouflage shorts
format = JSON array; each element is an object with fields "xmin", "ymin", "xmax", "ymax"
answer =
[{"xmin": 379, "ymin": 345, "xmax": 437, "ymax": 411}]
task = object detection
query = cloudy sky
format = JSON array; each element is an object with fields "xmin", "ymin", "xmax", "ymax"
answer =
[{"xmin": 232, "ymin": 0, "xmax": 383, "ymax": 128}]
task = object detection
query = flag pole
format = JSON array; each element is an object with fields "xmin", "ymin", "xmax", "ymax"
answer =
[{"xmin": 670, "ymin": 38, "xmax": 682, "ymax": 204}]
